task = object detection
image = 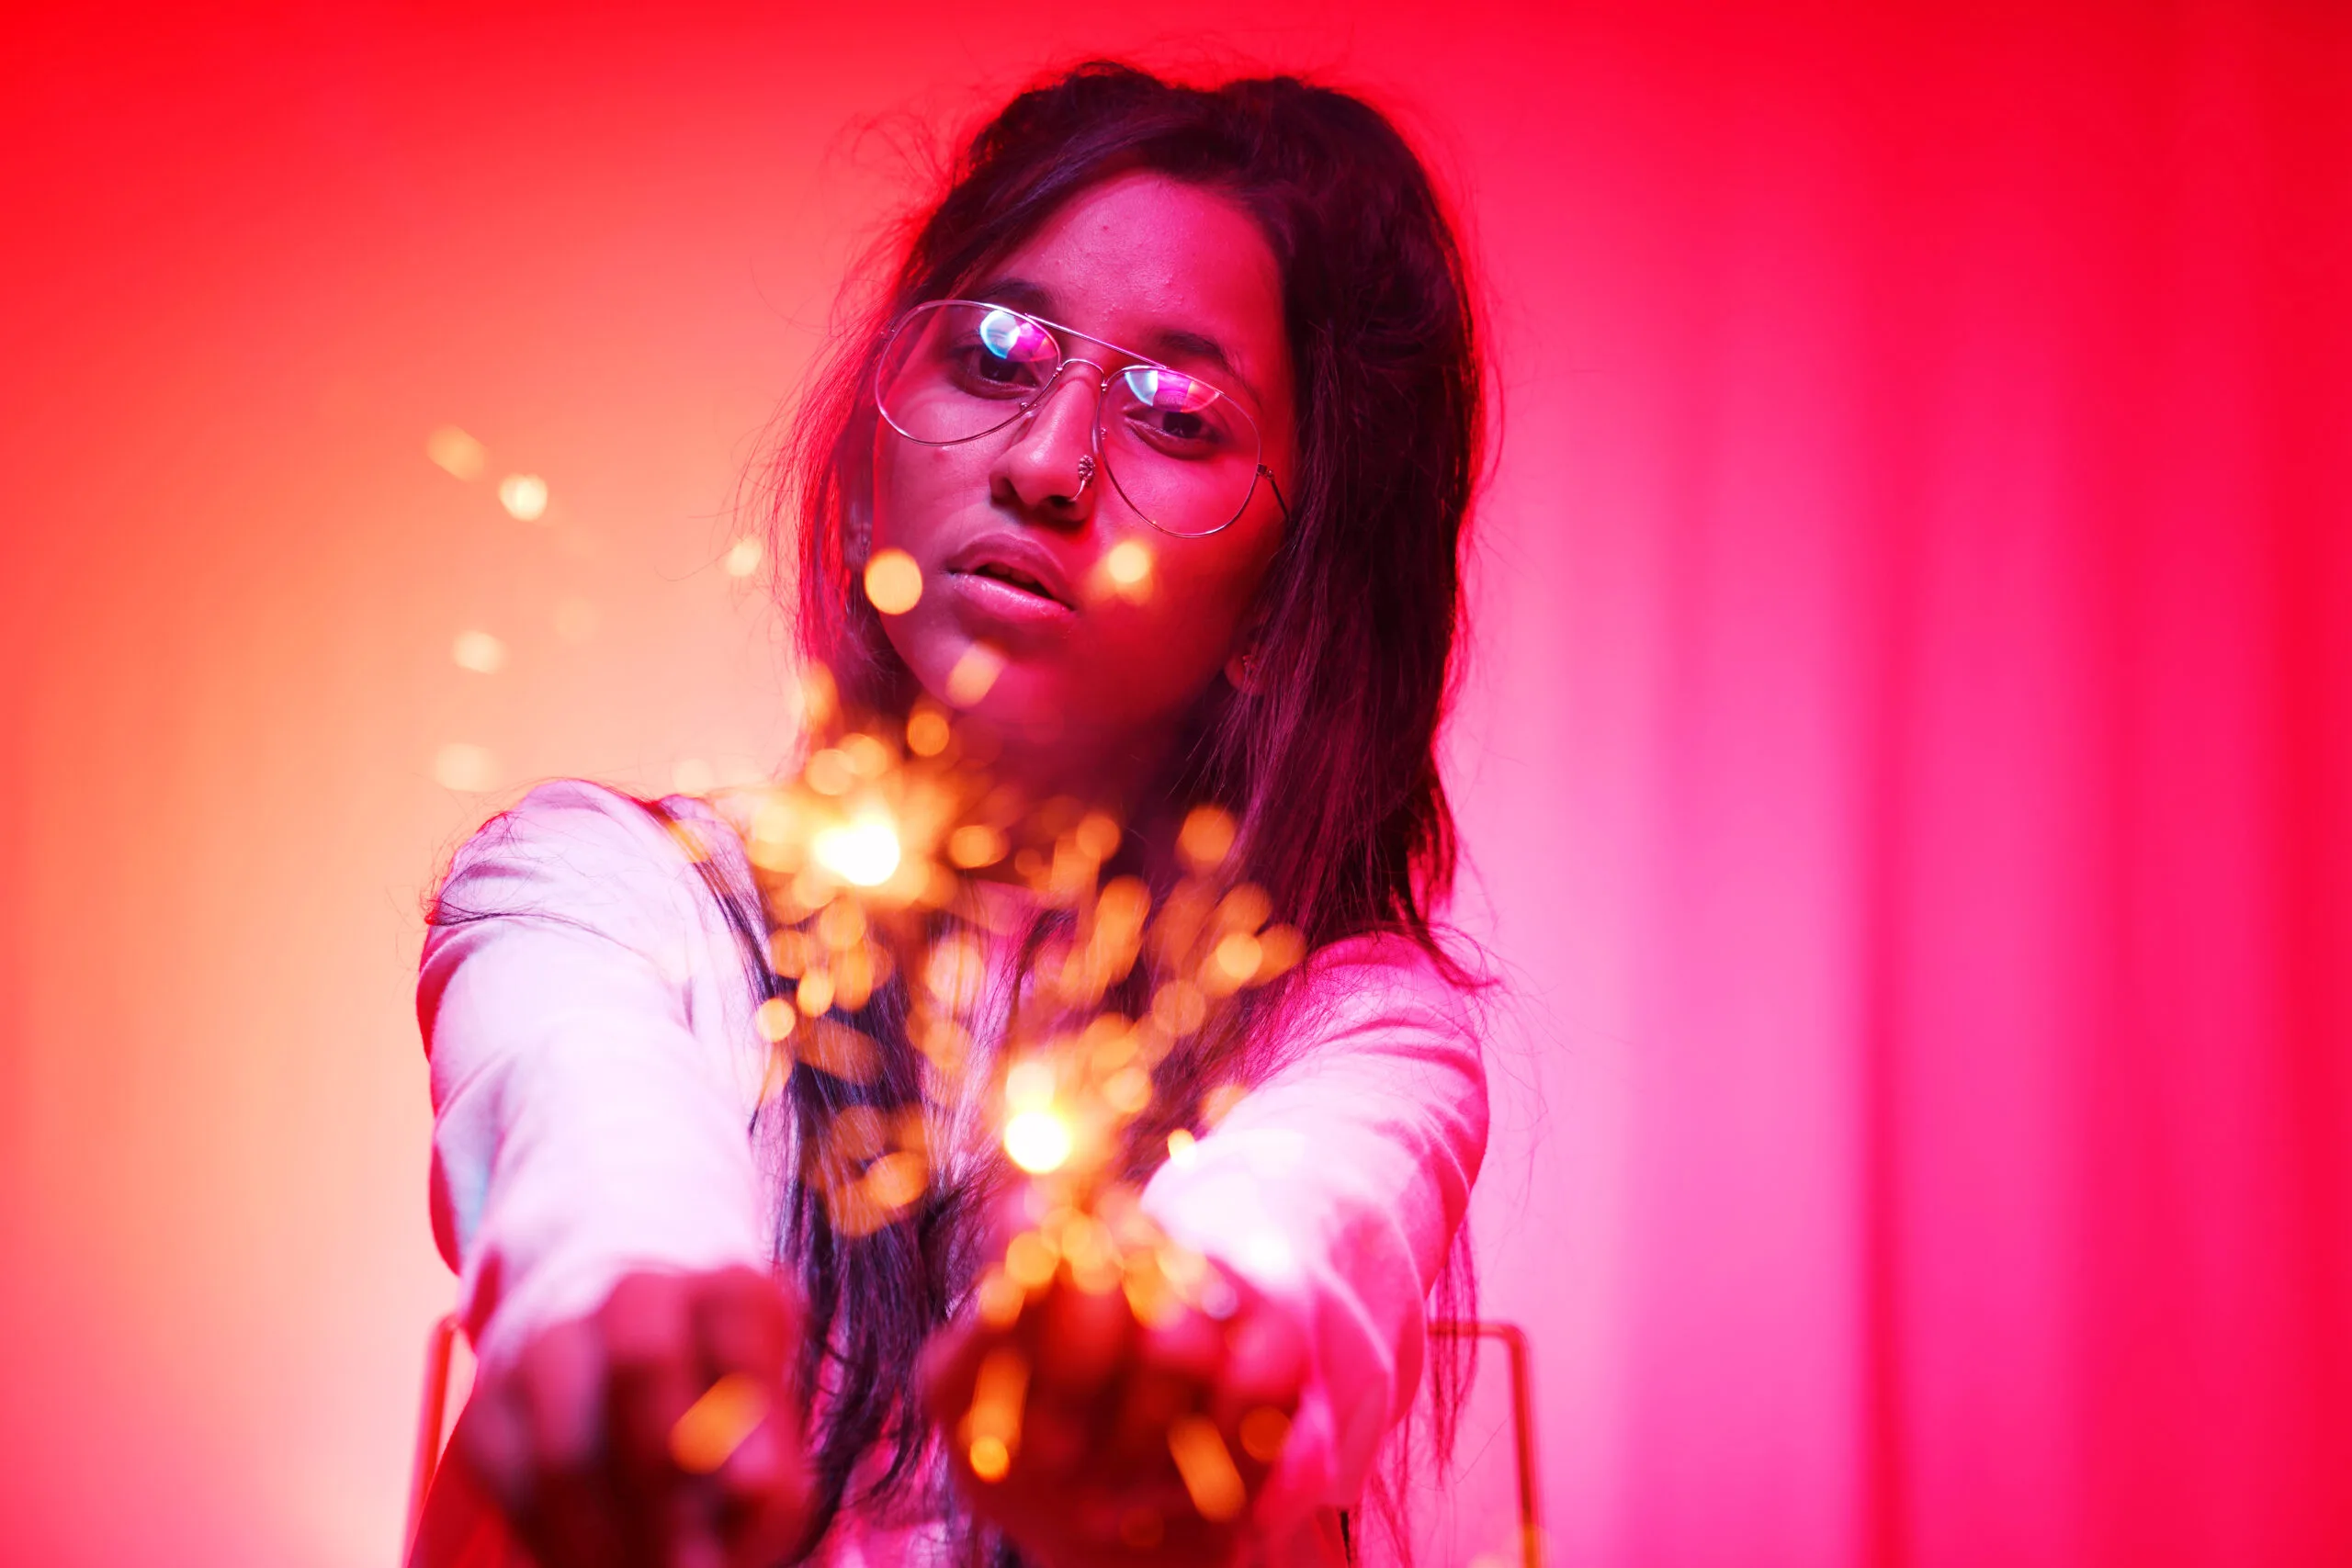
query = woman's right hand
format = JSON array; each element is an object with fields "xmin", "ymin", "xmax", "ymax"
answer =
[{"xmin": 418, "ymin": 1266, "xmax": 816, "ymax": 1568}]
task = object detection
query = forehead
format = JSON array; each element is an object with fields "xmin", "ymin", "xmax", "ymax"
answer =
[{"xmin": 983, "ymin": 172, "xmax": 1291, "ymax": 410}]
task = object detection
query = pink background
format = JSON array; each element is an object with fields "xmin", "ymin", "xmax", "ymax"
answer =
[{"xmin": 2, "ymin": 4, "xmax": 2345, "ymax": 1563}]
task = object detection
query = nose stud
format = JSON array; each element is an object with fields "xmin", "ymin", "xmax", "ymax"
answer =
[{"xmin": 1074, "ymin": 454, "xmax": 1096, "ymax": 497}]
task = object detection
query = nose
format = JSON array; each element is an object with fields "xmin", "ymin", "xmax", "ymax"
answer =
[{"xmin": 992, "ymin": 362, "xmax": 1102, "ymax": 525}]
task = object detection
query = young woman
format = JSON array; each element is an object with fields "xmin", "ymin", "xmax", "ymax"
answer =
[{"xmin": 411, "ymin": 61, "xmax": 1488, "ymax": 1567}]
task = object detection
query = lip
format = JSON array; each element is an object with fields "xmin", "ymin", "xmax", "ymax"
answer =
[{"xmin": 944, "ymin": 533, "xmax": 1078, "ymax": 612}]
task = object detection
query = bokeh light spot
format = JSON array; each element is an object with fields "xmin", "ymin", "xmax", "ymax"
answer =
[
  {"xmin": 450, "ymin": 629, "xmax": 506, "ymax": 673},
  {"xmin": 552, "ymin": 597, "xmax": 599, "ymax": 642},
  {"xmin": 1105, "ymin": 540, "xmax": 1152, "ymax": 588},
  {"xmin": 425, "ymin": 425, "xmax": 486, "ymax": 480},
  {"xmin": 432, "ymin": 742, "xmax": 498, "ymax": 792},
  {"xmin": 811, "ymin": 818, "xmax": 901, "ymax": 886},
  {"xmin": 864, "ymin": 548, "xmax": 923, "ymax": 615},
  {"xmin": 1003, "ymin": 1108, "xmax": 1073, "ymax": 1173},
  {"xmin": 497, "ymin": 473, "xmax": 548, "ymax": 521},
  {"xmin": 944, "ymin": 642, "xmax": 1005, "ymax": 706}
]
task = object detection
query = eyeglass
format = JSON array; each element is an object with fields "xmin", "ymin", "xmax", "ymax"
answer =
[{"xmin": 874, "ymin": 299, "xmax": 1288, "ymax": 539}]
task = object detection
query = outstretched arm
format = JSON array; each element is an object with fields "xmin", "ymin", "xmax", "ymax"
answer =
[{"xmin": 417, "ymin": 780, "xmax": 810, "ymax": 1566}]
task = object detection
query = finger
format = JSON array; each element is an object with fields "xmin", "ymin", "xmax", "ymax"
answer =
[
  {"xmin": 692, "ymin": 1268, "xmax": 797, "ymax": 1382},
  {"xmin": 511, "ymin": 1323, "xmax": 628, "ymax": 1568},
  {"xmin": 715, "ymin": 1413, "xmax": 819, "ymax": 1568},
  {"xmin": 447, "ymin": 1377, "xmax": 534, "ymax": 1521},
  {"xmin": 918, "ymin": 1315, "xmax": 996, "ymax": 1427},
  {"xmin": 516, "ymin": 1318, "xmax": 609, "ymax": 1477},
  {"xmin": 1138, "ymin": 1303, "xmax": 1224, "ymax": 1386},
  {"xmin": 1213, "ymin": 1296, "xmax": 1307, "ymax": 1423},
  {"xmin": 1028, "ymin": 1277, "xmax": 1135, "ymax": 1402},
  {"xmin": 600, "ymin": 1278, "xmax": 702, "ymax": 1562}
]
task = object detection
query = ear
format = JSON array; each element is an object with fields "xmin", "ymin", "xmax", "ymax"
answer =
[{"xmin": 1225, "ymin": 601, "xmax": 1273, "ymax": 694}]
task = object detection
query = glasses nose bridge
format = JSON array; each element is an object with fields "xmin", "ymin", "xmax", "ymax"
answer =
[{"xmin": 1020, "ymin": 351, "xmax": 1114, "ymax": 442}]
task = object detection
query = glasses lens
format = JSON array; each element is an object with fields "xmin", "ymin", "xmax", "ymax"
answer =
[
  {"xmin": 876, "ymin": 302, "xmax": 1061, "ymax": 444},
  {"xmin": 1101, "ymin": 365, "xmax": 1262, "ymax": 536}
]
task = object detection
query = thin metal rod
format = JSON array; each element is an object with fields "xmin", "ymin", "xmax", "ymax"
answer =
[
  {"xmin": 1430, "ymin": 1319, "xmax": 1544, "ymax": 1568},
  {"xmin": 406, "ymin": 1314, "xmax": 460, "ymax": 1559}
]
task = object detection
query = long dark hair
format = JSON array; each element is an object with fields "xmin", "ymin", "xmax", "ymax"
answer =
[{"xmin": 744, "ymin": 61, "xmax": 1487, "ymax": 1555}]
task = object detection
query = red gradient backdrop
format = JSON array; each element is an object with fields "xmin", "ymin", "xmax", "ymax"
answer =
[{"xmin": 2, "ymin": 4, "xmax": 2345, "ymax": 1565}]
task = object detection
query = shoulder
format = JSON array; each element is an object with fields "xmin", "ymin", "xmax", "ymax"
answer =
[
  {"xmin": 429, "ymin": 779, "xmax": 754, "ymax": 943},
  {"xmin": 1252, "ymin": 926, "xmax": 1489, "ymax": 1104},
  {"xmin": 1287, "ymin": 927, "xmax": 1484, "ymax": 1044}
]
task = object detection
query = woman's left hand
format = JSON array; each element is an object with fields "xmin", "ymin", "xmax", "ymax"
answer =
[{"xmin": 919, "ymin": 1262, "xmax": 1308, "ymax": 1566}]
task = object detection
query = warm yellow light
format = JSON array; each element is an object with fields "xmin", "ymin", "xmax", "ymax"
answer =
[
  {"xmin": 1003, "ymin": 1057, "xmax": 1057, "ymax": 1112},
  {"xmin": 753, "ymin": 998, "xmax": 797, "ymax": 1043},
  {"xmin": 432, "ymin": 742, "xmax": 498, "ymax": 792},
  {"xmin": 1104, "ymin": 539, "xmax": 1152, "ymax": 589},
  {"xmin": 864, "ymin": 548, "xmax": 923, "ymax": 615},
  {"xmin": 451, "ymin": 629, "xmax": 506, "ymax": 673},
  {"xmin": 1004, "ymin": 1229, "xmax": 1058, "ymax": 1289},
  {"xmin": 905, "ymin": 706, "xmax": 952, "ymax": 757},
  {"xmin": 425, "ymin": 425, "xmax": 486, "ymax": 480},
  {"xmin": 1102, "ymin": 1065, "xmax": 1152, "ymax": 1113},
  {"xmin": 968, "ymin": 1435, "xmax": 1011, "ymax": 1482},
  {"xmin": 1003, "ymin": 1108, "xmax": 1074, "ymax": 1173},
  {"xmin": 947, "ymin": 822, "xmax": 1006, "ymax": 869},
  {"xmin": 669, "ymin": 1373, "xmax": 768, "ymax": 1475},
  {"xmin": 1166, "ymin": 1128, "xmax": 1198, "ymax": 1167},
  {"xmin": 796, "ymin": 969, "xmax": 835, "ymax": 1017},
  {"xmin": 803, "ymin": 749, "xmax": 854, "ymax": 795},
  {"xmin": 1215, "ymin": 931, "xmax": 1263, "ymax": 983},
  {"xmin": 976, "ymin": 1266, "xmax": 1025, "ymax": 1327},
  {"xmin": 723, "ymin": 536, "xmax": 763, "ymax": 578},
  {"xmin": 1177, "ymin": 805, "xmax": 1237, "ymax": 871},
  {"xmin": 1167, "ymin": 1415, "xmax": 1246, "ymax": 1521},
  {"xmin": 944, "ymin": 641, "xmax": 1006, "ymax": 706},
  {"xmin": 497, "ymin": 473, "xmax": 549, "ymax": 521},
  {"xmin": 864, "ymin": 1149, "xmax": 928, "ymax": 1210},
  {"xmin": 811, "ymin": 817, "xmax": 901, "ymax": 887}
]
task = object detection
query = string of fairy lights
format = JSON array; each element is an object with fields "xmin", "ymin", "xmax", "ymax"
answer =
[
  {"xmin": 678, "ymin": 641, "xmax": 1306, "ymax": 1527},
  {"xmin": 419, "ymin": 422, "xmax": 1303, "ymax": 1532}
]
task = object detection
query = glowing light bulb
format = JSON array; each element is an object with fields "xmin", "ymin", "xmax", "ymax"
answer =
[
  {"xmin": 1003, "ymin": 1108, "xmax": 1074, "ymax": 1173},
  {"xmin": 811, "ymin": 816, "xmax": 901, "ymax": 886}
]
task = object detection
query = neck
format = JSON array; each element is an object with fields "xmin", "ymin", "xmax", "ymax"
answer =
[{"xmin": 984, "ymin": 719, "xmax": 1178, "ymax": 824}]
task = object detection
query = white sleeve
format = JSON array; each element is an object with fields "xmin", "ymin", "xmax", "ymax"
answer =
[
  {"xmin": 418, "ymin": 779, "xmax": 776, "ymax": 1374},
  {"xmin": 1137, "ymin": 933, "xmax": 1489, "ymax": 1525}
]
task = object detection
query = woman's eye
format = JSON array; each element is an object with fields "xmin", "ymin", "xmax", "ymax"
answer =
[
  {"xmin": 949, "ymin": 344, "xmax": 1046, "ymax": 395},
  {"xmin": 1118, "ymin": 367, "xmax": 1228, "ymax": 453},
  {"xmin": 1143, "ymin": 408, "xmax": 1212, "ymax": 443}
]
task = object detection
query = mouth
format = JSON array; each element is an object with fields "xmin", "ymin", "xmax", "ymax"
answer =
[
  {"xmin": 960, "ymin": 560, "xmax": 1061, "ymax": 602},
  {"xmin": 944, "ymin": 536, "xmax": 1076, "ymax": 611}
]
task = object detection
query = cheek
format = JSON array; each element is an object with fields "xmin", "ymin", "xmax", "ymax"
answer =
[{"xmin": 1092, "ymin": 532, "xmax": 1272, "ymax": 674}]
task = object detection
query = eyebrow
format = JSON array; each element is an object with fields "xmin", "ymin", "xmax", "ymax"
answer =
[{"xmin": 967, "ymin": 276, "xmax": 1267, "ymax": 412}]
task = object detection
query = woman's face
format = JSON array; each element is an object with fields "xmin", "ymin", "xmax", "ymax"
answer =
[{"xmin": 870, "ymin": 171, "xmax": 1296, "ymax": 788}]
